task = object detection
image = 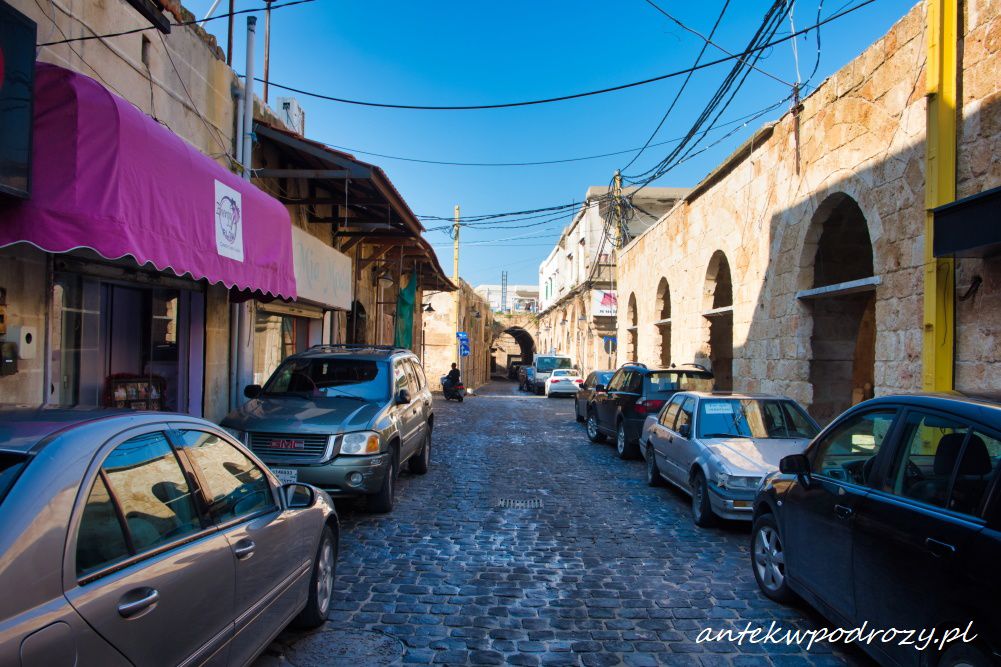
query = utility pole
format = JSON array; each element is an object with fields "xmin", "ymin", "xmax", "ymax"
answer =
[
  {"xmin": 263, "ymin": 0, "xmax": 274, "ymax": 104},
  {"xmin": 612, "ymin": 170, "xmax": 624, "ymax": 250},
  {"xmin": 453, "ymin": 205, "xmax": 461, "ymax": 365}
]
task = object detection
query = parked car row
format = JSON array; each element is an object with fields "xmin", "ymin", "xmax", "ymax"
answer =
[
  {"xmin": 0, "ymin": 344, "xmax": 436, "ymax": 666},
  {"xmin": 572, "ymin": 364, "xmax": 1001, "ymax": 667}
]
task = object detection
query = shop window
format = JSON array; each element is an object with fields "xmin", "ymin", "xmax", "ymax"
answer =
[
  {"xmin": 253, "ymin": 310, "xmax": 310, "ymax": 385},
  {"xmin": 52, "ymin": 274, "xmax": 195, "ymax": 413}
]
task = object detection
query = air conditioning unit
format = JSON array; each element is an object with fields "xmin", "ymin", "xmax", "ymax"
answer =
[{"xmin": 277, "ymin": 97, "xmax": 306, "ymax": 135}]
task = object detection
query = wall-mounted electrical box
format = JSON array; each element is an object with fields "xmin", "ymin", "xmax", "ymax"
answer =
[
  {"xmin": 0, "ymin": 342, "xmax": 16, "ymax": 376},
  {"xmin": 9, "ymin": 326, "xmax": 36, "ymax": 360},
  {"xmin": 0, "ymin": 287, "xmax": 7, "ymax": 336}
]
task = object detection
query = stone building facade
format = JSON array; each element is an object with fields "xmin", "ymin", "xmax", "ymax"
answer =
[
  {"xmin": 0, "ymin": 1, "xmax": 450, "ymax": 420},
  {"xmin": 616, "ymin": 0, "xmax": 1001, "ymax": 425},
  {"xmin": 422, "ymin": 282, "xmax": 494, "ymax": 392},
  {"xmin": 537, "ymin": 187, "xmax": 686, "ymax": 376}
]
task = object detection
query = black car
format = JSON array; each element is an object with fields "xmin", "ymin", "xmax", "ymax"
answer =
[
  {"xmin": 574, "ymin": 370, "xmax": 615, "ymax": 423},
  {"xmin": 585, "ymin": 364, "xmax": 714, "ymax": 459},
  {"xmin": 752, "ymin": 394, "xmax": 1001, "ymax": 667}
]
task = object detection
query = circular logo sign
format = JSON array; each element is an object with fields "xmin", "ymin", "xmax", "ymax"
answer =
[{"xmin": 215, "ymin": 195, "xmax": 241, "ymax": 244}]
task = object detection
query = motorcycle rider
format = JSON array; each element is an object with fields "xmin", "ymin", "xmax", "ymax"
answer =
[{"xmin": 444, "ymin": 363, "xmax": 461, "ymax": 392}]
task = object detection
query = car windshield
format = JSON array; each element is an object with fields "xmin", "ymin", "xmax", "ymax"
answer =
[
  {"xmin": 0, "ymin": 453, "xmax": 27, "ymax": 507},
  {"xmin": 551, "ymin": 370, "xmax": 575, "ymax": 377},
  {"xmin": 645, "ymin": 371, "xmax": 714, "ymax": 397},
  {"xmin": 697, "ymin": 399, "xmax": 819, "ymax": 440},
  {"xmin": 596, "ymin": 372, "xmax": 615, "ymax": 385},
  {"xmin": 262, "ymin": 358, "xmax": 390, "ymax": 402},
  {"xmin": 536, "ymin": 357, "xmax": 574, "ymax": 372}
]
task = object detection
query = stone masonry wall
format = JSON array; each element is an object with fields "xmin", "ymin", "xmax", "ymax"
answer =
[
  {"xmin": 956, "ymin": 0, "xmax": 1001, "ymax": 395},
  {"xmin": 617, "ymin": 2, "xmax": 933, "ymax": 416}
]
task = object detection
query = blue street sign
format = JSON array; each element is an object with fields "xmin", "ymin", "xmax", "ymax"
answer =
[
  {"xmin": 456, "ymin": 331, "xmax": 469, "ymax": 342},
  {"xmin": 459, "ymin": 341, "xmax": 470, "ymax": 357}
]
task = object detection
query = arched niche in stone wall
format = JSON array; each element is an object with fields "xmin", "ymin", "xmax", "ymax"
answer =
[
  {"xmin": 702, "ymin": 251, "xmax": 734, "ymax": 390},
  {"xmin": 798, "ymin": 192, "xmax": 877, "ymax": 426}
]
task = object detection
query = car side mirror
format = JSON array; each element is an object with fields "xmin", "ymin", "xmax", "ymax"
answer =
[
  {"xmin": 677, "ymin": 424, "xmax": 691, "ymax": 438},
  {"xmin": 244, "ymin": 384, "xmax": 262, "ymax": 399},
  {"xmin": 396, "ymin": 388, "xmax": 412, "ymax": 404},
  {"xmin": 594, "ymin": 384, "xmax": 606, "ymax": 393},
  {"xmin": 282, "ymin": 483, "xmax": 316, "ymax": 509},
  {"xmin": 780, "ymin": 454, "xmax": 812, "ymax": 484}
]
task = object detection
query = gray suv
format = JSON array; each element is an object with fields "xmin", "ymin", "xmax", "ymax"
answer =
[{"xmin": 221, "ymin": 345, "xmax": 434, "ymax": 513}]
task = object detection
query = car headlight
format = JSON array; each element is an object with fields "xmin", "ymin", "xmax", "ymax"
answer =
[
  {"xmin": 714, "ymin": 472, "xmax": 762, "ymax": 490},
  {"xmin": 221, "ymin": 427, "xmax": 246, "ymax": 443},
  {"xmin": 340, "ymin": 431, "xmax": 381, "ymax": 455}
]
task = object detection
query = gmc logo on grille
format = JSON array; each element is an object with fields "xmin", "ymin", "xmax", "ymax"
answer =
[{"xmin": 269, "ymin": 438, "xmax": 305, "ymax": 450}]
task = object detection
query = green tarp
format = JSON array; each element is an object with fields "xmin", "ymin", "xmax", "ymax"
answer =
[{"xmin": 394, "ymin": 270, "xmax": 417, "ymax": 349}]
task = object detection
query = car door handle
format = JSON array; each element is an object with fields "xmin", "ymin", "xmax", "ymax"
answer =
[
  {"xmin": 233, "ymin": 539, "xmax": 256, "ymax": 560},
  {"xmin": 117, "ymin": 587, "xmax": 159, "ymax": 618},
  {"xmin": 834, "ymin": 504, "xmax": 853, "ymax": 520},
  {"xmin": 925, "ymin": 537, "xmax": 957, "ymax": 558}
]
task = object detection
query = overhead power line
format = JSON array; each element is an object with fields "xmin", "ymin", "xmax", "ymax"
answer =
[
  {"xmin": 321, "ymin": 99, "xmax": 787, "ymax": 168},
  {"xmin": 621, "ymin": 0, "xmax": 731, "ymax": 173},
  {"xmin": 246, "ymin": 0, "xmax": 875, "ymax": 111},
  {"xmin": 37, "ymin": 0, "xmax": 317, "ymax": 47},
  {"xmin": 642, "ymin": 0, "xmax": 795, "ymax": 87}
]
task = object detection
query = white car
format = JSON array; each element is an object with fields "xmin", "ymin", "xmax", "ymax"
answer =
[{"xmin": 545, "ymin": 369, "xmax": 583, "ymax": 397}]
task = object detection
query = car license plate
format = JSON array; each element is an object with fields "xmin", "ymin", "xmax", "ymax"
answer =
[{"xmin": 271, "ymin": 467, "xmax": 298, "ymax": 485}]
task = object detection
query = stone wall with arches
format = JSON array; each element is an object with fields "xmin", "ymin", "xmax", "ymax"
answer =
[{"xmin": 615, "ymin": 2, "xmax": 987, "ymax": 420}]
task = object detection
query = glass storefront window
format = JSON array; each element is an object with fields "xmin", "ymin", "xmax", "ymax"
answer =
[
  {"xmin": 51, "ymin": 273, "xmax": 194, "ymax": 412},
  {"xmin": 51, "ymin": 274, "xmax": 103, "ymax": 406}
]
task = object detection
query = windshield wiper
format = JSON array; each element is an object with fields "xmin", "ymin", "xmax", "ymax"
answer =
[
  {"xmin": 261, "ymin": 391, "xmax": 311, "ymax": 399},
  {"xmin": 324, "ymin": 392, "xmax": 368, "ymax": 402}
]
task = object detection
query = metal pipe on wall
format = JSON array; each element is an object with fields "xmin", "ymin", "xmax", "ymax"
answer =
[{"xmin": 234, "ymin": 86, "xmax": 244, "ymax": 166}]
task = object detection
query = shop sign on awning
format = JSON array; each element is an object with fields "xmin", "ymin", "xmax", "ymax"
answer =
[
  {"xmin": 0, "ymin": 64, "xmax": 297, "ymax": 299},
  {"xmin": 291, "ymin": 226, "xmax": 352, "ymax": 310}
]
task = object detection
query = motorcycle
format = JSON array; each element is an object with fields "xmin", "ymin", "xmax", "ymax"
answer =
[{"xmin": 440, "ymin": 376, "xmax": 465, "ymax": 402}]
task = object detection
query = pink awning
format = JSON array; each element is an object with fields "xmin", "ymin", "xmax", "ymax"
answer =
[{"xmin": 0, "ymin": 63, "xmax": 296, "ymax": 300}]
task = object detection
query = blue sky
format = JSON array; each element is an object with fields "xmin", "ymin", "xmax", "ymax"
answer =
[{"xmin": 184, "ymin": 0, "xmax": 918, "ymax": 286}]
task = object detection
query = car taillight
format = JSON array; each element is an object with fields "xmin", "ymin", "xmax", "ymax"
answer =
[
  {"xmin": 551, "ymin": 379, "xmax": 561, "ymax": 383},
  {"xmin": 635, "ymin": 398, "xmax": 666, "ymax": 415},
  {"xmin": 574, "ymin": 379, "xmax": 583, "ymax": 384}
]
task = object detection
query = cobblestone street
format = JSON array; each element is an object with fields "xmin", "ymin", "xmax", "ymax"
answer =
[{"xmin": 261, "ymin": 381, "xmax": 870, "ymax": 667}]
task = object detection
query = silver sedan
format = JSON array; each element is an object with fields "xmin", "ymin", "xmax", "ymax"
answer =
[
  {"xmin": 640, "ymin": 392, "xmax": 820, "ymax": 526},
  {"xmin": 0, "ymin": 408, "xmax": 338, "ymax": 667}
]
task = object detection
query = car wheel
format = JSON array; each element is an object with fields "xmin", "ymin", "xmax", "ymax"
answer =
[
  {"xmin": 690, "ymin": 470, "xmax": 718, "ymax": 527},
  {"xmin": 750, "ymin": 513, "xmax": 793, "ymax": 602},
  {"xmin": 292, "ymin": 525, "xmax": 338, "ymax": 629},
  {"xmin": 409, "ymin": 430, "xmax": 431, "ymax": 475},
  {"xmin": 586, "ymin": 410, "xmax": 606, "ymax": 443},
  {"xmin": 646, "ymin": 445, "xmax": 664, "ymax": 487},
  {"xmin": 939, "ymin": 643, "xmax": 993, "ymax": 667},
  {"xmin": 368, "ymin": 453, "xmax": 396, "ymax": 513},
  {"xmin": 616, "ymin": 422, "xmax": 637, "ymax": 460}
]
